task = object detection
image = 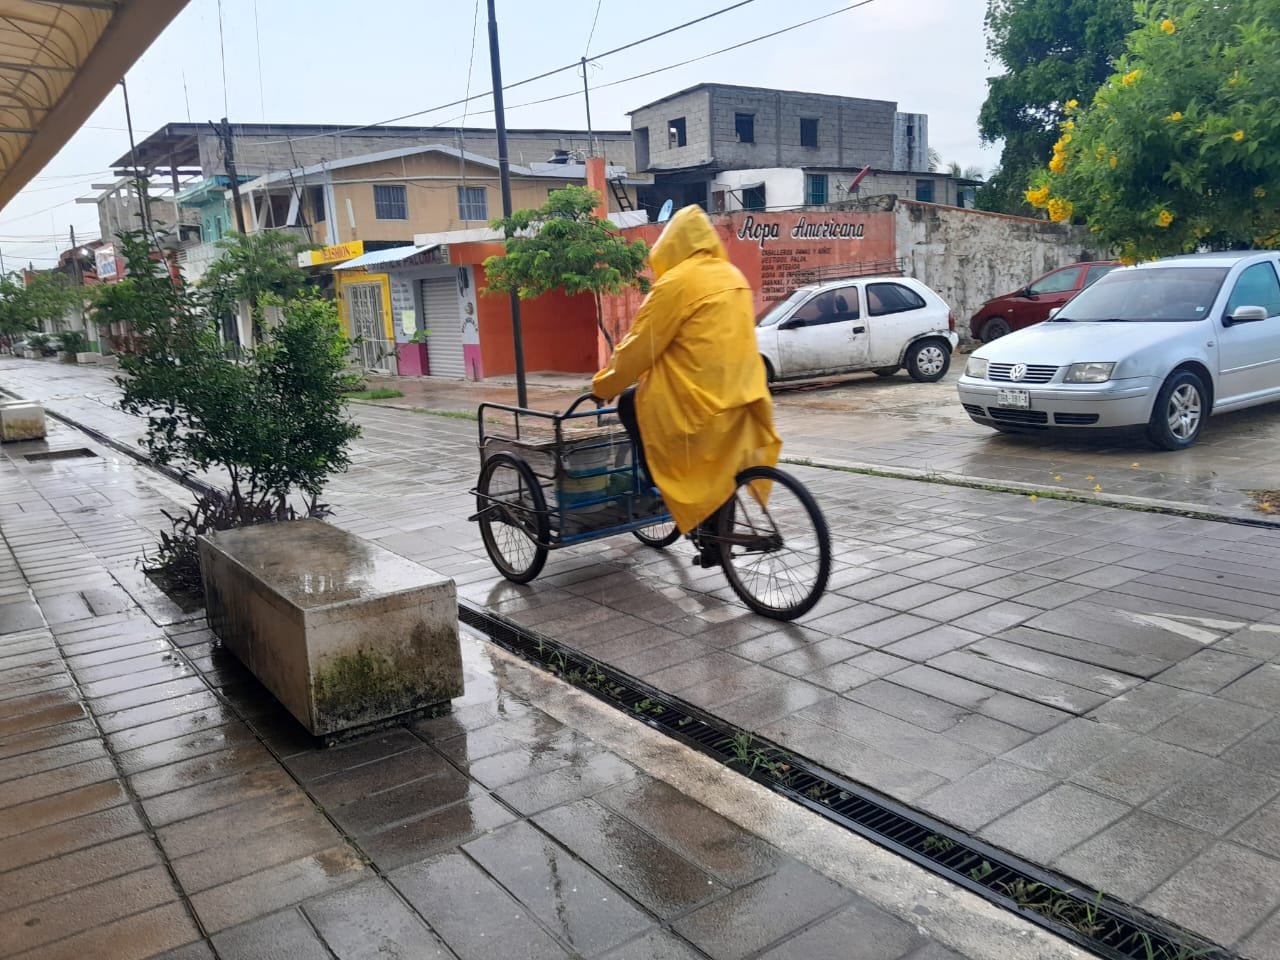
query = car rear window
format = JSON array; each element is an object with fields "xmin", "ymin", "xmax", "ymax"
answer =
[
  {"xmin": 867, "ymin": 282, "xmax": 926, "ymax": 316},
  {"xmin": 1056, "ymin": 267, "xmax": 1229, "ymax": 322}
]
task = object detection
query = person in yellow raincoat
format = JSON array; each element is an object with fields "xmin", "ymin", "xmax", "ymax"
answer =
[{"xmin": 592, "ymin": 204, "xmax": 782, "ymax": 565}]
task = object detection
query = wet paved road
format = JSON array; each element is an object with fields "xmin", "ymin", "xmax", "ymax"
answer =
[
  {"xmin": 4, "ymin": 358, "xmax": 1280, "ymax": 957},
  {"xmin": 0, "ymin": 421, "xmax": 1080, "ymax": 960}
]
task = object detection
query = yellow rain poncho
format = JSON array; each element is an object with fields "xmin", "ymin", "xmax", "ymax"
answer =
[{"xmin": 592, "ymin": 205, "xmax": 782, "ymax": 532}]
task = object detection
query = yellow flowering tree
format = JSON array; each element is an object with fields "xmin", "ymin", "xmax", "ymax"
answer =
[{"xmin": 1025, "ymin": 0, "xmax": 1280, "ymax": 260}]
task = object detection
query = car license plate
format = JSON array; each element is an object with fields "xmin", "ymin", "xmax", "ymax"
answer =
[{"xmin": 996, "ymin": 388, "xmax": 1030, "ymax": 409}]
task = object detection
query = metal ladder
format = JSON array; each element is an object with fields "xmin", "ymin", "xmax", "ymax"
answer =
[{"xmin": 609, "ymin": 176, "xmax": 633, "ymax": 212}]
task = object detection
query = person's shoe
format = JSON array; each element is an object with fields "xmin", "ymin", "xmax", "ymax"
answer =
[{"xmin": 692, "ymin": 543, "xmax": 722, "ymax": 568}]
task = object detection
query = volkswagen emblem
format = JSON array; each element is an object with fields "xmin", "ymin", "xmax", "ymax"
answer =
[{"xmin": 1010, "ymin": 362, "xmax": 1028, "ymax": 382}]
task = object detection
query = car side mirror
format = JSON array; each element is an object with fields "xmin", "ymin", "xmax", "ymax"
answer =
[
  {"xmin": 1225, "ymin": 305, "xmax": 1268, "ymax": 326},
  {"xmin": 1047, "ymin": 307, "xmax": 1061, "ymax": 319}
]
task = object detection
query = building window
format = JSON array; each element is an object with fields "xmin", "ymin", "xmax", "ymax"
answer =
[
  {"xmin": 800, "ymin": 118, "xmax": 819, "ymax": 148},
  {"xmin": 741, "ymin": 184, "xmax": 766, "ymax": 211},
  {"xmin": 668, "ymin": 117, "xmax": 686, "ymax": 148},
  {"xmin": 805, "ymin": 174, "xmax": 828, "ymax": 206},
  {"xmin": 458, "ymin": 186, "xmax": 487, "ymax": 221},
  {"xmin": 213, "ymin": 216, "xmax": 223, "ymax": 240},
  {"xmin": 915, "ymin": 179, "xmax": 935, "ymax": 203},
  {"xmin": 734, "ymin": 113, "xmax": 755, "ymax": 143},
  {"xmin": 308, "ymin": 186, "xmax": 325, "ymax": 222},
  {"xmin": 373, "ymin": 184, "xmax": 408, "ymax": 220}
]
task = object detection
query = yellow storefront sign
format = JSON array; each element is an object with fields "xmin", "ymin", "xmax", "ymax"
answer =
[{"xmin": 300, "ymin": 241, "xmax": 365, "ymax": 267}]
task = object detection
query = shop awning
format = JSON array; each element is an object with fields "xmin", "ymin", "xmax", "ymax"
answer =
[
  {"xmin": 333, "ymin": 244, "xmax": 442, "ymax": 271},
  {"xmin": 0, "ymin": 0, "xmax": 190, "ymax": 211}
]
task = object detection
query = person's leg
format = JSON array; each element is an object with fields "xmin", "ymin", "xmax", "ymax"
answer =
[{"xmin": 615, "ymin": 386, "xmax": 652, "ymax": 486}]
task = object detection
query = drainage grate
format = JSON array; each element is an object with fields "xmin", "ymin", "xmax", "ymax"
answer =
[
  {"xmin": 459, "ymin": 601, "xmax": 1232, "ymax": 960},
  {"xmin": 24, "ymin": 448, "xmax": 97, "ymax": 462}
]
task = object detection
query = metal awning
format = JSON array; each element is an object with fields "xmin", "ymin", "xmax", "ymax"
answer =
[
  {"xmin": 0, "ymin": 0, "xmax": 190, "ymax": 211},
  {"xmin": 333, "ymin": 244, "xmax": 442, "ymax": 271}
]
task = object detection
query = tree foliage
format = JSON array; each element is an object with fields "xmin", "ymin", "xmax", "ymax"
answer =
[
  {"xmin": 977, "ymin": 0, "xmax": 1135, "ymax": 213},
  {"xmin": 1025, "ymin": 1, "xmax": 1280, "ymax": 260},
  {"xmin": 0, "ymin": 272, "xmax": 77, "ymax": 339},
  {"xmin": 94, "ymin": 231, "xmax": 360, "ymax": 593},
  {"xmin": 483, "ymin": 186, "xmax": 650, "ymax": 348},
  {"xmin": 201, "ymin": 230, "xmax": 313, "ymax": 339}
]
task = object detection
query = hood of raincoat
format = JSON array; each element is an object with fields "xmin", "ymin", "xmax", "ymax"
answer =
[{"xmin": 648, "ymin": 205, "xmax": 727, "ymax": 279}]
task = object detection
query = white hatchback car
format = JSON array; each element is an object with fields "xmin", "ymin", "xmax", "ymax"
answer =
[
  {"xmin": 756, "ymin": 277, "xmax": 959, "ymax": 383},
  {"xmin": 957, "ymin": 251, "xmax": 1280, "ymax": 449}
]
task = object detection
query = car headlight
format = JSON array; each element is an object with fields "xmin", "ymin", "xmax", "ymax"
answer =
[
  {"xmin": 1064, "ymin": 362, "xmax": 1116, "ymax": 383},
  {"xmin": 964, "ymin": 356, "xmax": 988, "ymax": 378}
]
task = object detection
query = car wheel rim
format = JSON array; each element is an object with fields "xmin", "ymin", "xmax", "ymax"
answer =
[
  {"xmin": 917, "ymin": 346, "xmax": 945, "ymax": 376},
  {"xmin": 1167, "ymin": 384, "xmax": 1202, "ymax": 440}
]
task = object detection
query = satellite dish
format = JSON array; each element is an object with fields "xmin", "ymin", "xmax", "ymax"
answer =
[{"xmin": 657, "ymin": 199, "xmax": 674, "ymax": 223}]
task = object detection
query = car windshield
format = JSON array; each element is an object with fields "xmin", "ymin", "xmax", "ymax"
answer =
[
  {"xmin": 756, "ymin": 289, "xmax": 811, "ymax": 326},
  {"xmin": 1054, "ymin": 266, "xmax": 1229, "ymax": 322}
]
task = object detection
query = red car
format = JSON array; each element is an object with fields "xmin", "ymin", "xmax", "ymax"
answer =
[{"xmin": 969, "ymin": 261, "xmax": 1117, "ymax": 342}]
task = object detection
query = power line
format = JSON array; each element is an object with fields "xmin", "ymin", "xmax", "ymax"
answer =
[
  {"xmin": 456, "ymin": 0, "xmax": 880, "ymax": 118},
  {"xmin": 248, "ymin": 0, "xmax": 758, "ymax": 146},
  {"xmin": 216, "ymin": 0, "xmax": 230, "ymax": 118},
  {"xmin": 585, "ymin": 0, "xmax": 604, "ymax": 55}
]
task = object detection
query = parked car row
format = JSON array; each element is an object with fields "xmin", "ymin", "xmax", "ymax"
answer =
[{"xmin": 754, "ymin": 251, "xmax": 1280, "ymax": 452}]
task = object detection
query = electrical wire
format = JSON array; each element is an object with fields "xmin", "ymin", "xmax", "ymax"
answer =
[
  {"xmin": 247, "ymin": 0, "xmax": 759, "ymax": 146},
  {"xmin": 216, "ymin": 0, "xmax": 230, "ymax": 118},
  {"xmin": 585, "ymin": 0, "xmax": 604, "ymax": 56},
  {"xmin": 447, "ymin": 0, "xmax": 879, "ymax": 119}
]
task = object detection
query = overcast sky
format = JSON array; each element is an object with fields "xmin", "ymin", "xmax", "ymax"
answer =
[{"xmin": 0, "ymin": 0, "xmax": 998, "ymax": 272}]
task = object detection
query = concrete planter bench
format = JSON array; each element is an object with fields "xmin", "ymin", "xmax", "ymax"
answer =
[
  {"xmin": 0, "ymin": 399, "xmax": 46, "ymax": 442},
  {"xmin": 199, "ymin": 519, "xmax": 462, "ymax": 737}
]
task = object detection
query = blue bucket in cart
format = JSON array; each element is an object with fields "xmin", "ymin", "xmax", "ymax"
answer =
[{"xmin": 558, "ymin": 442, "xmax": 613, "ymax": 512}]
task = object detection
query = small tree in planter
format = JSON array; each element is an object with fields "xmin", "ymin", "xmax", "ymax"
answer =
[
  {"xmin": 202, "ymin": 230, "xmax": 314, "ymax": 343},
  {"xmin": 0, "ymin": 272, "xmax": 76, "ymax": 351},
  {"xmin": 483, "ymin": 186, "xmax": 650, "ymax": 349},
  {"xmin": 94, "ymin": 231, "xmax": 361, "ymax": 596}
]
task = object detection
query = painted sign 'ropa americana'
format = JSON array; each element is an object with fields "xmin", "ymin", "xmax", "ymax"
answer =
[{"xmin": 736, "ymin": 214, "xmax": 867, "ymax": 249}]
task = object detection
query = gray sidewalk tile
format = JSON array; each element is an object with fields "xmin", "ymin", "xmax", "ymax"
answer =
[
  {"xmin": 210, "ymin": 909, "xmax": 332, "ymax": 960},
  {"xmin": 979, "ymin": 784, "xmax": 1128, "ymax": 862},
  {"xmin": 1143, "ymin": 842, "xmax": 1280, "ymax": 948},
  {"xmin": 1150, "ymin": 695, "xmax": 1271, "ymax": 756},
  {"xmin": 755, "ymin": 897, "xmax": 926, "ymax": 959},
  {"xmin": 534, "ymin": 799, "xmax": 728, "ymax": 919},
  {"xmin": 672, "ymin": 859, "xmax": 852, "ymax": 960},
  {"xmin": 1071, "ymin": 737, "xmax": 1208, "ymax": 805},
  {"xmin": 465, "ymin": 820, "xmax": 653, "ymax": 955},
  {"xmin": 1053, "ymin": 811, "xmax": 1210, "ymax": 902},
  {"xmin": 1145, "ymin": 759, "xmax": 1280, "ymax": 835},
  {"xmin": 1001, "ymin": 718, "xmax": 1135, "ymax": 778},
  {"xmin": 917, "ymin": 760, "xmax": 1057, "ymax": 833},
  {"xmin": 302, "ymin": 878, "xmax": 452, "ymax": 959}
]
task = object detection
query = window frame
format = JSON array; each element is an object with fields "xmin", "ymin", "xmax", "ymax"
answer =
[
  {"xmin": 734, "ymin": 112, "xmax": 755, "ymax": 144},
  {"xmin": 668, "ymin": 117, "xmax": 687, "ymax": 148},
  {"xmin": 805, "ymin": 173, "xmax": 828, "ymax": 206},
  {"xmin": 1028, "ymin": 265, "xmax": 1084, "ymax": 297},
  {"xmin": 800, "ymin": 118, "xmax": 819, "ymax": 148},
  {"xmin": 373, "ymin": 183, "xmax": 408, "ymax": 221},
  {"xmin": 308, "ymin": 185, "xmax": 326, "ymax": 223},
  {"xmin": 741, "ymin": 184, "xmax": 766, "ymax": 212},
  {"xmin": 457, "ymin": 185, "xmax": 488, "ymax": 222},
  {"xmin": 866, "ymin": 282, "xmax": 927, "ymax": 317},
  {"xmin": 1225, "ymin": 261, "xmax": 1280, "ymax": 319}
]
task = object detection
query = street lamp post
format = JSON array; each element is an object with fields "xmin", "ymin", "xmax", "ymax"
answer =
[{"xmin": 486, "ymin": 0, "xmax": 528, "ymax": 409}]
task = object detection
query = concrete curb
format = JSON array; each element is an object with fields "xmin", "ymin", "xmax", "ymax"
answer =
[{"xmin": 783, "ymin": 454, "xmax": 1280, "ymax": 530}]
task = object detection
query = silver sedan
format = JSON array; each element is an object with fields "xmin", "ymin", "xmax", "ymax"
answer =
[{"xmin": 957, "ymin": 251, "xmax": 1280, "ymax": 449}]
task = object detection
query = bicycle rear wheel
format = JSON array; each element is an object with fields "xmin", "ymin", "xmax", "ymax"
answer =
[
  {"xmin": 715, "ymin": 466, "xmax": 831, "ymax": 620},
  {"xmin": 477, "ymin": 452, "xmax": 549, "ymax": 583}
]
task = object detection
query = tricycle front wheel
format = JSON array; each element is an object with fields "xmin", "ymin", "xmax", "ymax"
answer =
[
  {"xmin": 632, "ymin": 517, "xmax": 680, "ymax": 548},
  {"xmin": 477, "ymin": 452, "xmax": 549, "ymax": 583}
]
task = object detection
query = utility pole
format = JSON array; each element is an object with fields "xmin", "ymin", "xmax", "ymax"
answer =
[
  {"xmin": 69, "ymin": 226, "xmax": 84, "ymax": 330},
  {"xmin": 581, "ymin": 57, "xmax": 594, "ymax": 158},
  {"xmin": 487, "ymin": 0, "xmax": 527, "ymax": 408},
  {"xmin": 219, "ymin": 118, "xmax": 248, "ymax": 234},
  {"xmin": 119, "ymin": 77, "xmax": 151, "ymax": 236}
]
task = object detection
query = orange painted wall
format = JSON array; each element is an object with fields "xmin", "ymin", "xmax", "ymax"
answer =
[{"xmin": 472, "ymin": 260, "xmax": 599, "ymax": 376}]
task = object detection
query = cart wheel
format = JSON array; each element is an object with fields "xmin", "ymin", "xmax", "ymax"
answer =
[
  {"xmin": 714, "ymin": 466, "xmax": 831, "ymax": 621},
  {"xmin": 477, "ymin": 452, "xmax": 549, "ymax": 583},
  {"xmin": 632, "ymin": 517, "xmax": 680, "ymax": 548}
]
